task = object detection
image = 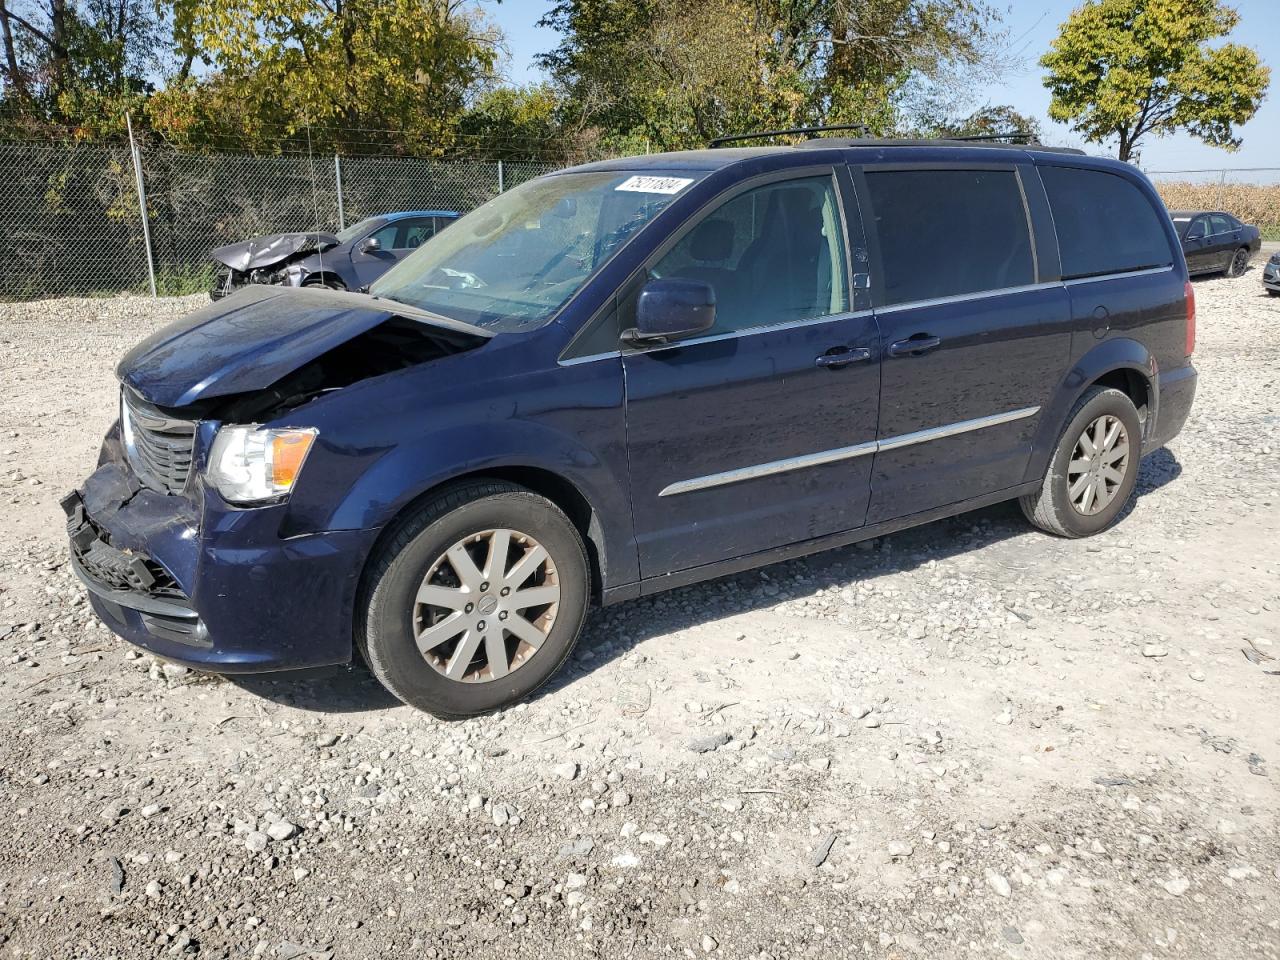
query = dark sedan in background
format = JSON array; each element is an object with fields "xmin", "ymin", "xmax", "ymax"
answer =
[
  {"xmin": 1170, "ymin": 209, "xmax": 1261, "ymax": 278},
  {"xmin": 211, "ymin": 209, "xmax": 459, "ymax": 299}
]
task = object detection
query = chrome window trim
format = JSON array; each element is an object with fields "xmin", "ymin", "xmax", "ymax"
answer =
[
  {"xmin": 559, "ymin": 350, "xmax": 623, "ymax": 367},
  {"xmin": 658, "ymin": 405, "xmax": 1040, "ymax": 497},
  {"xmin": 561, "ymin": 265, "xmax": 1174, "ymax": 365},
  {"xmin": 1062, "ymin": 264, "xmax": 1173, "ymax": 286},
  {"xmin": 617, "ymin": 308, "xmax": 876, "ymax": 358},
  {"xmin": 875, "ymin": 281, "xmax": 1060, "ymax": 315}
]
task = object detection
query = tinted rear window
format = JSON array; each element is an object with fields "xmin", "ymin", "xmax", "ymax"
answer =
[
  {"xmin": 865, "ymin": 169, "xmax": 1034, "ymax": 305},
  {"xmin": 1040, "ymin": 166, "xmax": 1174, "ymax": 279}
]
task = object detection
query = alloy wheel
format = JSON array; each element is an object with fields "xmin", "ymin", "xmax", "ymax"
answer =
[
  {"xmin": 1067, "ymin": 414, "xmax": 1130, "ymax": 516},
  {"xmin": 413, "ymin": 528, "xmax": 560, "ymax": 683},
  {"xmin": 1230, "ymin": 249, "xmax": 1248, "ymax": 276}
]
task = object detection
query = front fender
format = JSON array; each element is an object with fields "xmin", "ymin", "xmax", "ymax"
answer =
[
  {"xmin": 275, "ymin": 345, "xmax": 638, "ymax": 590},
  {"xmin": 325, "ymin": 421, "xmax": 637, "ymax": 589},
  {"xmin": 1023, "ymin": 336, "xmax": 1156, "ymax": 483}
]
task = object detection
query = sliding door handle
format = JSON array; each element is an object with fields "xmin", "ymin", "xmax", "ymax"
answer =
[{"xmin": 887, "ymin": 335, "xmax": 942, "ymax": 357}]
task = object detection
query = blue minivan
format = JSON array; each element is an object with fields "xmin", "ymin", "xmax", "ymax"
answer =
[{"xmin": 66, "ymin": 138, "xmax": 1198, "ymax": 716}]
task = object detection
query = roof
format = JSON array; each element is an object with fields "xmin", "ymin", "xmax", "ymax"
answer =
[
  {"xmin": 562, "ymin": 139, "xmax": 1116, "ymax": 178},
  {"xmin": 1169, "ymin": 209, "xmax": 1222, "ymax": 218},
  {"xmin": 379, "ymin": 209, "xmax": 460, "ymax": 220}
]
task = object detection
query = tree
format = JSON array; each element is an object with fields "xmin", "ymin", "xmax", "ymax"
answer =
[
  {"xmin": 908, "ymin": 102, "xmax": 1044, "ymax": 140},
  {"xmin": 0, "ymin": 0, "xmax": 167, "ymax": 134},
  {"xmin": 157, "ymin": 0, "xmax": 500, "ymax": 154},
  {"xmin": 538, "ymin": 0, "xmax": 1006, "ymax": 151},
  {"xmin": 1041, "ymin": 0, "xmax": 1269, "ymax": 162},
  {"xmin": 456, "ymin": 84, "xmax": 586, "ymax": 161}
]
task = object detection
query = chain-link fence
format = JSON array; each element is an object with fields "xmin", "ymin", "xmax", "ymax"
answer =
[
  {"xmin": 0, "ymin": 141, "xmax": 562, "ymax": 300},
  {"xmin": 1145, "ymin": 167, "xmax": 1280, "ymax": 241}
]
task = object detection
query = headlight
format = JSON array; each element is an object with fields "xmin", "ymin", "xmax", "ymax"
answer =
[{"xmin": 207, "ymin": 425, "xmax": 317, "ymax": 504}]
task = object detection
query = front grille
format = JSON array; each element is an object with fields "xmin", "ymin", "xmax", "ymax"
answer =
[
  {"xmin": 64, "ymin": 495, "xmax": 188, "ymax": 602},
  {"xmin": 122, "ymin": 390, "xmax": 196, "ymax": 495}
]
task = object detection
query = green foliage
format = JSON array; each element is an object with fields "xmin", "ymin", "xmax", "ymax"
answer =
[
  {"xmin": 1041, "ymin": 0, "xmax": 1270, "ymax": 161},
  {"xmin": 538, "ymin": 0, "xmax": 1004, "ymax": 150},
  {"xmin": 158, "ymin": 0, "xmax": 499, "ymax": 154},
  {"xmin": 0, "ymin": 0, "xmax": 168, "ymax": 135},
  {"xmin": 456, "ymin": 84, "xmax": 572, "ymax": 160},
  {"xmin": 908, "ymin": 102, "xmax": 1044, "ymax": 140},
  {"xmin": 155, "ymin": 262, "xmax": 214, "ymax": 296}
]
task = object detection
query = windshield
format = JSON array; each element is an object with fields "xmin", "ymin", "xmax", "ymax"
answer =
[
  {"xmin": 370, "ymin": 171, "xmax": 701, "ymax": 332},
  {"xmin": 335, "ymin": 217, "xmax": 380, "ymax": 243}
]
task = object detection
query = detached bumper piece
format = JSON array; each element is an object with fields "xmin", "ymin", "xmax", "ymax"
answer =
[{"xmin": 62, "ymin": 490, "xmax": 210, "ymax": 649}]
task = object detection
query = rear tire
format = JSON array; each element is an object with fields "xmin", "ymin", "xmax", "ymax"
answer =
[
  {"xmin": 357, "ymin": 480, "xmax": 590, "ymax": 718},
  {"xmin": 1225, "ymin": 247, "xmax": 1250, "ymax": 278},
  {"xmin": 1020, "ymin": 386, "xmax": 1142, "ymax": 538}
]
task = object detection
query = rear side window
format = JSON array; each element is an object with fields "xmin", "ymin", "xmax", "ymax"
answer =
[
  {"xmin": 1040, "ymin": 166, "xmax": 1174, "ymax": 279},
  {"xmin": 865, "ymin": 170, "xmax": 1033, "ymax": 305}
]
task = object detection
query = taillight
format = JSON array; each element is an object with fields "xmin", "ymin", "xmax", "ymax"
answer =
[{"xmin": 1184, "ymin": 280, "xmax": 1196, "ymax": 356}]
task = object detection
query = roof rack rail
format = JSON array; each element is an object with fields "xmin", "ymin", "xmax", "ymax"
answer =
[
  {"xmin": 709, "ymin": 124, "xmax": 868, "ymax": 147},
  {"xmin": 795, "ymin": 136, "xmax": 1087, "ymax": 156},
  {"xmin": 947, "ymin": 131, "xmax": 1035, "ymax": 143}
]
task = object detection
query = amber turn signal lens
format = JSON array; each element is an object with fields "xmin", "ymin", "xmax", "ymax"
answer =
[{"xmin": 271, "ymin": 430, "xmax": 317, "ymax": 489}]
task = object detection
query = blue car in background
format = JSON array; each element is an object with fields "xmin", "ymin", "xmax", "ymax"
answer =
[{"xmin": 210, "ymin": 209, "xmax": 460, "ymax": 299}]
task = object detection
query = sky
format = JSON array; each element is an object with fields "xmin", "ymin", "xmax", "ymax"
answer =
[{"xmin": 489, "ymin": 0, "xmax": 1280, "ymax": 173}]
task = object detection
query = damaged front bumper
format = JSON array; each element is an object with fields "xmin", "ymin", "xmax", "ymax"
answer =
[
  {"xmin": 211, "ymin": 263, "xmax": 307, "ymax": 300},
  {"xmin": 65, "ymin": 425, "xmax": 376, "ymax": 673}
]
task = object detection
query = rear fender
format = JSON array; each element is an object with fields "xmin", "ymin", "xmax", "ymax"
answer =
[{"xmin": 1023, "ymin": 337, "xmax": 1156, "ymax": 483}]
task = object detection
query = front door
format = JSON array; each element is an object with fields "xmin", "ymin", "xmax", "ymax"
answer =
[
  {"xmin": 351, "ymin": 220, "xmax": 400, "ymax": 287},
  {"xmin": 1182, "ymin": 215, "xmax": 1215, "ymax": 273},
  {"xmin": 622, "ymin": 171, "xmax": 881, "ymax": 577},
  {"xmin": 859, "ymin": 164, "xmax": 1071, "ymax": 523}
]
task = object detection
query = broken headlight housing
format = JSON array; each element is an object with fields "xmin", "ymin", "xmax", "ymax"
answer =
[{"xmin": 207, "ymin": 426, "xmax": 317, "ymax": 505}]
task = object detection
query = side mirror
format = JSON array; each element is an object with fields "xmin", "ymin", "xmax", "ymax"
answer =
[
  {"xmin": 361, "ymin": 236, "xmax": 382, "ymax": 253},
  {"xmin": 627, "ymin": 277, "xmax": 716, "ymax": 344}
]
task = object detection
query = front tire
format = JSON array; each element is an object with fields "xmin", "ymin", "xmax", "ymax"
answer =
[
  {"xmin": 1020, "ymin": 386, "xmax": 1142, "ymax": 538},
  {"xmin": 303, "ymin": 276, "xmax": 346, "ymax": 291},
  {"xmin": 357, "ymin": 481, "xmax": 590, "ymax": 718}
]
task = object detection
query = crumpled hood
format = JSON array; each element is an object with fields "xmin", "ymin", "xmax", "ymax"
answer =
[
  {"xmin": 210, "ymin": 231, "xmax": 340, "ymax": 272},
  {"xmin": 117, "ymin": 285, "xmax": 491, "ymax": 409}
]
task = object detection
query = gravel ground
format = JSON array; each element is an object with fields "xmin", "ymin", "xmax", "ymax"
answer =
[{"xmin": 0, "ymin": 272, "xmax": 1277, "ymax": 960}]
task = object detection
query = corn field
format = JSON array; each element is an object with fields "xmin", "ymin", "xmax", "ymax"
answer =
[{"xmin": 1148, "ymin": 169, "xmax": 1280, "ymax": 240}]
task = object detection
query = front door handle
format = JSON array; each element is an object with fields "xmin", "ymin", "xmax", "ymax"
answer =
[
  {"xmin": 887, "ymin": 335, "xmax": 942, "ymax": 357},
  {"xmin": 815, "ymin": 346, "xmax": 872, "ymax": 368}
]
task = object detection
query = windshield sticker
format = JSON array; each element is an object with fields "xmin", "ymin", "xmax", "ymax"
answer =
[{"xmin": 615, "ymin": 175, "xmax": 694, "ymax": 195}]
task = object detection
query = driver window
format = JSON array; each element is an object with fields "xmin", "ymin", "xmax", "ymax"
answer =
[
  {"xmin": 650, "ymin": 176, "xmax": 849, "ymax": 335},
  {"xmin": 367, "ymin": 224, "xmax": 398, "ymax": 250}
]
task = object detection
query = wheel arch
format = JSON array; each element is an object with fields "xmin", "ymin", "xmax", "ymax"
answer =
[
  {"xmin": 1024, "ymin": 337, "xmax": 1157, "ymax": 484},
  {"xmin": 301, "ymin": 269, "xmax": 347, "ymax": 289},
  {"xmin": 357, "ymin": 465, "xmax": 610, "ymax": 604}
]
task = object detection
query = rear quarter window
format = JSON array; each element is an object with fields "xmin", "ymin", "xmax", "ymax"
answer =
[{"xmin": 1040, "ymin": 166, "xmax": 1174, "ymax": 280}]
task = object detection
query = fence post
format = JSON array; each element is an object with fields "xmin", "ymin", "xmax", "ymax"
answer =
[
  {"xmin": 497, "ymin": 160, "xmax": 505, "ymax": 193},
  {"xmin": 334, "ymin": 155, "xmax": 345, "ymax": 230},
  {"xmin": 125, "ymin": 113, "xmax": 158, "ymax": 298}
]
